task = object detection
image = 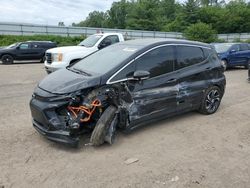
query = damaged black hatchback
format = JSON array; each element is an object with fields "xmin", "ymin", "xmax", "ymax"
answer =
[{"xmin": 30, "ymin": 39, "xmax": 226, "ymax": 147}]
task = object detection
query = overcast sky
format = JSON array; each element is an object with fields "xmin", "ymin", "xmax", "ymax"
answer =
[{"xmin": 0, "ymin": 0, "xmax": 119, "ymax": 26}]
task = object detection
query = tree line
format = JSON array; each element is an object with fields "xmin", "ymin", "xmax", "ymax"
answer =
[{"xmin": 72, "ymin": 0, "xmax": 250, "ymax": 43}]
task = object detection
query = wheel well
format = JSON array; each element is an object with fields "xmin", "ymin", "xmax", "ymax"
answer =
[
  {"xmin": 221, "ymin": 58, "xmax": 227, "ymax": 62},
  {"xmin": 0, "ymin": 53, "xmax": 13, "ymax": 59},
  {"xmin": 213, "ymin": 84, "xmax": 224, "ymax": 95}
]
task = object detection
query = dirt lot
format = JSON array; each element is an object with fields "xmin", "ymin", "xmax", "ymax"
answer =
[{"xmin": 0, "ymin": 63, "xmax": 250, "ymax": 188}]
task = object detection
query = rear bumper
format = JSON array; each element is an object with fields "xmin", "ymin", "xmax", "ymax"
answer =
[{"xmin": 33, "ymin": 120, "xmax": 79, "ymax": 147}]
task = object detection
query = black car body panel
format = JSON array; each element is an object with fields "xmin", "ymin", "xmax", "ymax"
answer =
[
  {"xmin": 30, "ymin": 39, "xmax": 226, "ymax": 146},
  {"xmin": 0, "ymin": 41, "xmax": 57, "ymax": 63},
  {"xmin": 38, "ymin": 68, "xmax": 101, "ymax": 94}
]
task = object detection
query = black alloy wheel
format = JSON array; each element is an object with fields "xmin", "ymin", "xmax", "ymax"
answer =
[{"xmin": 1, "ymin": 54, "xmax": 14, "ymax": 64}]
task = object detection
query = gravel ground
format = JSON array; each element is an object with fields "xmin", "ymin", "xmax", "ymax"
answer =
[{"xmin": 0, "ymin": 63, "xmax": 250, "ymax": 188}]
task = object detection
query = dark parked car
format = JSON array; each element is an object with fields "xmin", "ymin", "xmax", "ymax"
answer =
[
  {"xmin": 0, "ymin": 41, "xmax": 57, "ymax": 64},
  {"xmin": 212, "ymin": 43, "xmax": 250, "ymax": 70},
  {"xmin": 30, "ymin": 39, "xmax": 226, "ymax": 147}
]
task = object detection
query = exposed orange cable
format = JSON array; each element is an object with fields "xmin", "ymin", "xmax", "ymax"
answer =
[{"xmin": 67, "ymin": 99, "xmax": 101, "ymax": 122}]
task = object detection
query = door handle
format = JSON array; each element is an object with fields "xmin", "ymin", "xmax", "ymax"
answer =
[
  {"xmin": 206, "ymin": 67, "xmax": 212, "ymax": 70},
  {"xmin": 166, "ymin": 78, "xmax": 177, "ymax": 83}
]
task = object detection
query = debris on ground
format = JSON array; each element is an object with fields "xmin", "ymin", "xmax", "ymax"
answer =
[
  {"xmin": 124, "ymin": 158, "xmax": 139, "ymax": 165},
  {"xmin": 171, "ymin": 176, "xmax": 179, "ymax": 182}
]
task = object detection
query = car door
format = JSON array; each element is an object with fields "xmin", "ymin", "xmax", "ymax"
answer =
[
  {"xmin": 228, "ymin": 44, "xmax": 245, "ymax": 65},
  {"xmin": 114, "ymin": 45, "xmax": 179, "ymax": 125},
  {"xmin": 30, "ymin": 43, "xmax": 44, "ymax": 59},
  {"xmin": 175, "ymin": 45, "xmax": 209, "ymax": 112},
  {"xmin": 238, "ymin": 44, "xmax": 250, "ymax": 66},
  {"xmin": 15, "ymin": 43, "xmax": 32, "ymax": 60}
]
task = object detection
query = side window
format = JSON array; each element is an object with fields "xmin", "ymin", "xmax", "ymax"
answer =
[
  {"xmin": 110, "ymin": 62, "xmax": 135, "ymax": 82},
  {"xmin": 202, "ymin": 48, "xmax": 211, "ymax": 59},
  {"xmin": 176, "ymin": 46, "xmax": 205, "ymax": 70},
  {"xmin": 239, "ymin": 44, "xmax": 249, "ymax": 51},
  {"xmin": 107, "ymin": 35, "xmax": 120, "ymax": 44},
  {"xmin": 102, "ymin": 35, "xmax": 119, "ymax": 45},
  {"xmin": 19, "ymin": 43, "xmax": 30, "ymax": 49},
  {"xmin": 31, "ymin": 43, "xmax": 39, "ymax": 48},
  {"xmin": 99, "ymin": 35, "xmax": 119, "ymax": 49},
  {"xmin": 135, "ymin": 46, "xmax": 175, "ymax": 78},
  {"xmin": 231, "ymin": 44, "xmax": 240, "ymax": 51}
]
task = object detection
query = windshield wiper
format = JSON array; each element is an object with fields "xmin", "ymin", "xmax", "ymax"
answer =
[{"xmin": 72, "ymin": 67, "xmax": 92, "ymax": 76}]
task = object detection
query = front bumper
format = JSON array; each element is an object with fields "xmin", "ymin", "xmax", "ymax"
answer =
[
  {"xmin": 44, "ymin": 60, "xmax": 69, "ymax": 73},
  {"xmin": 30, "ymin": 94, "xmax": 79, "ymax": 147},
  {"xmin": 33, "ymin": 120, "xmax": 79, "ymax": 147}
]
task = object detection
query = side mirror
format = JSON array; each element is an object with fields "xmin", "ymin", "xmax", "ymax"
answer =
[
  {"xmin": 16, "ymin": 46, "xmax": 20, "ymax": 50},
  {"xmin": 133, "ymin": 70, "xmax": 150, "ymax": 80}
]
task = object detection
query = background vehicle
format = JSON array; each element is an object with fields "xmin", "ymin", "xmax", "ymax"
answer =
[
  {"xmin": 212, "ymin": 43, "xmax": 250, "ymax": 70},
  {"xmin": 0, "ymin": 41, "xmax": 56, "ymax": 64},
  {"xmin": 30, "ymin": 39, "xmax": 226, "ymax": 147},
  {"xmin": 44, "ymin": 33, "xmax": 124, "ymax": 73}
]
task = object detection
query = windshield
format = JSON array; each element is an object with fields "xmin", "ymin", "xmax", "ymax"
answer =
[
  {"xmin": 72, "ymin": 43, "xmax": 139, "ymax": 75},
  {"xmin": 213, "ymin": 43, "xmax": 233, "ymax": 53},
  {"xmin": 78, "ymin": 35, "xmax": 103, "ymax": 47},
  {"xmin": 6, "ymin": 43, "xmax": 19, "ymax": 49}
]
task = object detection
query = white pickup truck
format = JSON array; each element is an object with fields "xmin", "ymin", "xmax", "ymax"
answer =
[{"xmin": 44, "ymin": 33, "xmax": 124, "ymax": 73}]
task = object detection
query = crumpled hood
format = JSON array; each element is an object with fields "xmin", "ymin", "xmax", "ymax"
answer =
[
  {"xmin": 46, "ymin": 46, "xmax": 91, "ymax": 54},
  {"xmin": 38, "ymin": 68, "xmax": 101, "ymax": 94}
]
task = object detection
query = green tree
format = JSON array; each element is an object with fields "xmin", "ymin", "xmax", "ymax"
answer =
[
  {"xmin": 198, "ymin": 6, "xmax": 227, "ymax": 33},
  {"xmin": 107, "ymin": 0, "xmax": 131, "ymax": 29},
  {"xmin": 126, "ymin": 0, "xmax": 162, "ymax": 31},
  {"xmin": 73, "ymin": 11, "xmax": 108, "ymax": 28},
  {"xmin": 223, "ymin": 1, "xmax": 250, "ymax": 33},
  {"xmin": 71, "ymin": 0, "xmax": 250, "ymax": 36},
  {"xmin": 184, "ymin": 22, "xmax": 217, "ymax": 43},
  {"xmin": 162, "ymin": 13, "xmax": 188, "ymax": 32},
  {"xmin": 183, "ymin": 0, "xmax": 200, "ymax": 24}
]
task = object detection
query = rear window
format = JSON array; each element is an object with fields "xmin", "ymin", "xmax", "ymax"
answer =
[{"xmin": 176, "ymin": 46, "xmax": 205, "ymax": 70}]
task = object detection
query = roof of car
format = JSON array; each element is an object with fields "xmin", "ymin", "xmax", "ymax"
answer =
[
  {"xmin": 118, "ymin": 38, "xmax": 211, "ymax": 48},
  {"xmin": 26, "ymin": 41, "xmax": 55, "ymax": 43},
  {"xmin": 94, "ymin": 33, "xmax": 123, "ymax": 37},
  {"xmin": 213, "ymin": 42, "xmax": 248, "ymax": 45}
]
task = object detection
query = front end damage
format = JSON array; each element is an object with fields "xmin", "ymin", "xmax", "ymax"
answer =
[{"xmin": 30, "ymin": 84, "xmax": 132, "ymax": 147}]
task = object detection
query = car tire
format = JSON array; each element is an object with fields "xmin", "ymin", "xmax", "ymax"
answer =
[
  {"xmin": 221, "ymin": 60, "xmax": 228, "ymax": 71},
  {"xmin": 90, "ymin": 105, "xmax": 117, "ymax": 146},
  {"xmin": 40, "ymin": 56, "xmax": 46, "ymax": 63},
  {"xmin": 244, "ymin": 60, "xmax": 250, "ymax": 69},
  {"xmin": 1, "ymin": 54, "xmax": 14, "ymax": 64},
  {"xmin": 199, "ymin": 86, "xmax": 222, "ymax": 115}
]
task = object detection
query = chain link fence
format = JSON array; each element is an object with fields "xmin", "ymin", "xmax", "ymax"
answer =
[{"xmin": 0, "ymin": 22, "xmax": 249, "ymax": 42}]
